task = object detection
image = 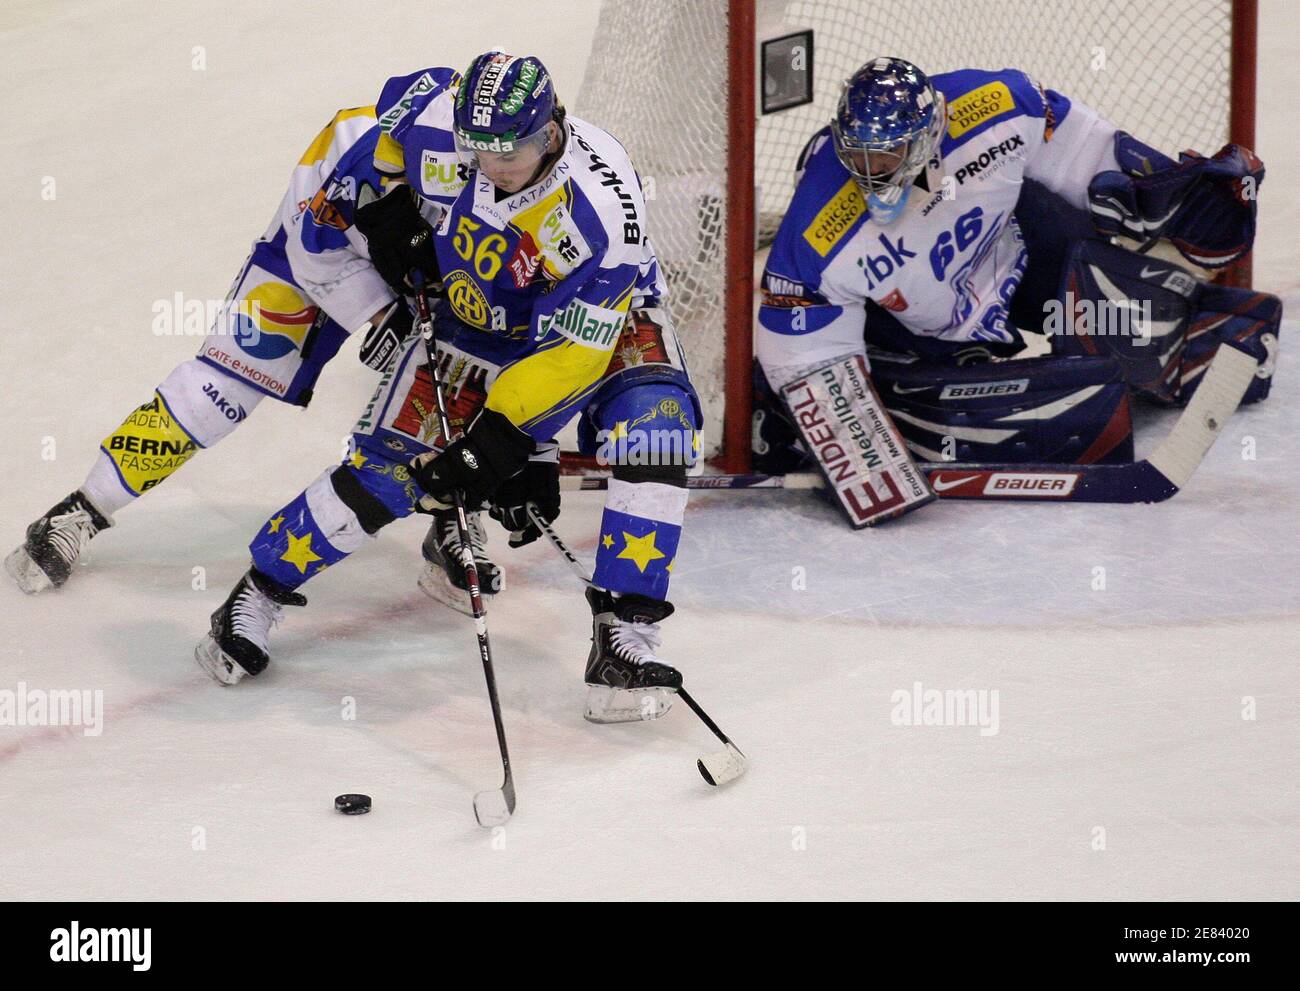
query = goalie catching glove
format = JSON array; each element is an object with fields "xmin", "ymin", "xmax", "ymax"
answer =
[
  {"xmin": 488, "ymin": 440, "xmax": 561, "ymax": 547},
  {"xmin": 409, "ymin": 408, "xmax": 534, "ymax": 512},
  {"xmin": 1088, "ymin": 133, "xmax": 1263, "ymax": 269}
]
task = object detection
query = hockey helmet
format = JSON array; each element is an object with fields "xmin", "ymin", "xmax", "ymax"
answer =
[{"xmin": 831, "ymin": 57, "xmax": 946, "ymax": 224}]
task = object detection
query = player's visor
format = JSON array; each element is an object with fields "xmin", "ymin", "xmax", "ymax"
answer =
[{"xmin": 454, "ymin": 125, "xmax": 552, "ymax": 170}]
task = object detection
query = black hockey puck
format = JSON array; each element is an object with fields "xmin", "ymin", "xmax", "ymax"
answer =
[{"xmin": 334, "ymin": 793, "xmax": 372, "ymax": 815}]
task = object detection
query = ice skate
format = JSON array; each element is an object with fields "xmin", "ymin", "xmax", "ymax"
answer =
[
  {"xmin": 584, "ymin": 587, "xmax": 681, "ymax": 723},
  {"xmin": 6, "ymin": 491, "xmax": 112, "ymax": 594},
  {"xmin": 417, "ymin": 507, "xmax": 503, "ymax": 615},
  {"xmin": 195, "ymin": 569, "xmax": 306, "ymax": 686}
]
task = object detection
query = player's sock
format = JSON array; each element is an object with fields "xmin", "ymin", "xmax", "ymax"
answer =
[
  {"xmin": 584, "ymin": 587, "xmax": 681, "ymax": 724},
  {"xmin": 195, "ymin": 568, "xmax": 306, "ymax": 685},
  {"xmin": 83, "ymin": 359, "xmax": 263, "ymax": 516},
  {"xmin": 584, "ymin": 470, "xmax": 688, "ymax": 722},
  {"xmin": 247, "ymin": 469, "xmax": 373, "ymax": 590},
  {"xmin": 591, "ymin": 477, "xmax": 685, "ymax": 600},
  {"xmin": 5, "ymin": 491, "xmax": 113, "ymax": 594},
  {"xmin": 417, "ymin": 508, "xmax": 503, "ymax": 615}
]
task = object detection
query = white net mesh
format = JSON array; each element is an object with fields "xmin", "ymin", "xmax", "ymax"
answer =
[{"xmin": 576, "ymin": 0, "xmax": 1240, "ymax": 458}]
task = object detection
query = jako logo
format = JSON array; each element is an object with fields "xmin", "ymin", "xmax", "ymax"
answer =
[
  {"xmin": 201, "ymin": 382, "xmax": 247, "ymax": 422},
  {"xmin": 50, "ymin": 922, "xmax": 151, "ymax": 971}
]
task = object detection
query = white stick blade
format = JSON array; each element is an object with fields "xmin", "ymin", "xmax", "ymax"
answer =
[
  {"xmin": 473, "ymin": 789, "xmax": 512, "ymax": 827},
  {"xmin": 1147, "ymin": 343, "xmax": 1257, "ymax": 488},
  {"xmin": 697, "ymin": 743, "xmax": 747, "ymax": 787}
]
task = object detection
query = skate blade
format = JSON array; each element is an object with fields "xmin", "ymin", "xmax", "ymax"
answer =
[
  {"xmin": 584, "ymin": 685, "xmax": 674, "ymax": 724},
  {"xmin": 417, "ymin": 563, "xmax": 498, "ymax": 617},
  {"xmin": 4, "ymin": 546, "xmax": 53, "ymax": 594},
  {"xmin": 194, "ymin": 635, "xmax": 248, "ymax": 686}
]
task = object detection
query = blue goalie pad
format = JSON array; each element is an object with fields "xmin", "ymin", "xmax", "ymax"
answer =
[
  {"xmin": 1051, "ymin": 238, "xmax": 1198, "ymax": 403},
  {"xmin": 753, "ymin": 352, "xmax": 1134, "ymax": 470},
  {"xmin": 1089, "ymin": 132, "xmax": 1264, "ymax": 269},
  {"xmin": 868, "ymin": 352, "xmax": 1133, "ymax": 465},
  {"xmin": 1052, "ymin": 237, "xmax": 1282, "ymax": 407},
  {"xmin": 1178, "ymin": 282, "xmax": 1282, "ymax": 406}
]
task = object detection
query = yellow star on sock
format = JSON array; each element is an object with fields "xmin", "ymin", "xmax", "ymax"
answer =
[
  {"xmin": 266, "ymin": 514, "xmax": 285, "ymax": 534},
  {"xmin": 617, "ymin": 530, "xmax": 665, "ymax": 573},
  {"xmin": 601, "ymin": 533, "xmax": 614, "ymax": 550},
  {"xmin": 280, "ymin": 529, "xmax": 323, "ymax": 574},
  {"xmin": 348, "ymin": 449, "xmax": 368, "ymax": 469}
]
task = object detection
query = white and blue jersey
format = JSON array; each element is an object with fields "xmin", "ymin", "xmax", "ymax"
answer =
[{"xmin": 757, "ymin": 68, "xmax": 1125, "ymax": 390}]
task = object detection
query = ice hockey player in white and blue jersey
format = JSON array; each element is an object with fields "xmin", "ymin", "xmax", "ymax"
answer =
[
  {"xmin": 196, "ymin": 53, "xmax": 700, "ymax": 724},
  {"xmin": 755, "ymin": 58, "xmax": 1279, "ymax": 524},
  {"xmin": 6, "ymin": 106, "xmax": 388, "ymax": 593}
]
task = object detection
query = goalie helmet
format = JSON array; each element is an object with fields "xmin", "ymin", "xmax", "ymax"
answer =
[
  {"xmin": 831, "ymin": 57, "xmax": 946, "ymax": 225},
  {"xmin": 453, "ymin": 51, "xmax": 560, "ymax": 167}
]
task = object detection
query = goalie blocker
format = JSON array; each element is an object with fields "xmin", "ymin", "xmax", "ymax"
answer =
[{"xmin": 781, "ymin": 354, "xmax": 935, "ymax": 527}]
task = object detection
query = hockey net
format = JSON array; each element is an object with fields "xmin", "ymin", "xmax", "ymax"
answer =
[{"xmin": 575, "ymin": 0, "xmax": 1257, "ymax": 471}]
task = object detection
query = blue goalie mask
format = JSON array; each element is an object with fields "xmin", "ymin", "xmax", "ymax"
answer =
[{"xmin": 831, "ymin": 57, "xmax": 946, "ymax": 225}]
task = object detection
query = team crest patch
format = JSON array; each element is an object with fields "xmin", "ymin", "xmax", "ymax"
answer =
[
  {"xmin": 880, "ymin": 288, "xmax": 909, "ymax": 312},
  {"xmin": 444, "ymin": 270, "xmax": 493, "ymax": 329}
]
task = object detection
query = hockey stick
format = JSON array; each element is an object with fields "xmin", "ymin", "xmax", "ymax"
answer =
[
  {"xmin": 525, "ymin": 506, "xmax": 748, "ymax": 787},
  {"xmin": 559, "ymin": 341, "xmax": 1259, "ymax": 503},
  {"xmin": 414, "ymin": 287, "xmax": 515, "ymax": 827}
]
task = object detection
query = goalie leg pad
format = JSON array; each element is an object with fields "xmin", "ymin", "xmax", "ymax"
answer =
[
  {"xmin": 1050, "ymin": 237, "xmax": 1197, "ymax": 402},
  {"xmin": 781, "ymin": 355, "xmax": 935, "ymax": 527},
  {"xmin": 869, "ymin": 352, "xmax": 1134, "ymax": 465}
]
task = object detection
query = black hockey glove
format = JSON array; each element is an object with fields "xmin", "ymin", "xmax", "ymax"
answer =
[
  {"xmin": 357, "ymin": 299, "xmax": 414, "ymax": 371},
  {"xmin": 489, "ymin": 441, "xmax": 561, "ymax": 547},
  {"xmin": 409, "ymin": 408, "xmax": 534, "ymax": 513},
  {"xmin": 354, "ymin": 183, "xmax": 442, "ymax": 293}
]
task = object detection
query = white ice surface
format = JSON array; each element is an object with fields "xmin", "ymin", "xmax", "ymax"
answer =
[{"xmin": 1, "ymin": 1, "xmax": 1297, "ymax": 900}]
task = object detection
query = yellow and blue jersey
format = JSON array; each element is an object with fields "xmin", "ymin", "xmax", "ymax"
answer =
[{"xmin": 371, "ymin": 67, "xmax": 668, "ymax": 442}]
